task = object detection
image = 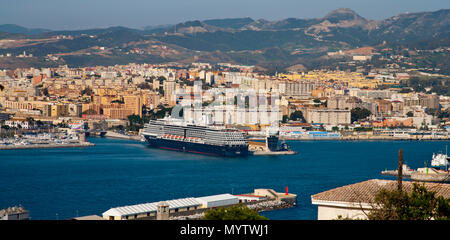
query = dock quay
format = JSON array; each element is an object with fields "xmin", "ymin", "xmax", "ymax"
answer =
[
  {"xmin": 169, "ymin": 199, "xmax": 295, "ymax": 220},
  {"xmin": 381, "ymin": 170, "xmax": 412, "ymax": 177},
  {"xmin": 251, "ymin": 150, "xmax": 297, "ymax": 155},
  {"xmin": 99, "ymin": 188, "xmax": 297, "ymax": 220},
  {"xmin": 248, "ymin": 139, "xmax": 298, "ymax": 156},
  {"xmin": 0, "ymin": 142, "xmax": 94, "ymax": 150},
  {"xmin": 381, "ymin": 164, "xmax": 415, "ymax": 177},
  {"xmin": 410, "ymin": 168, "xmax": 450, "ymax": 182}
]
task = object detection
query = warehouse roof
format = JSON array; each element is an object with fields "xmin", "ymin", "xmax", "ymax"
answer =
[
  {"xmin": 311, "ymin": 179, "xmax": 450, "ymax": 205},
  {"xmin": 197, "ymin": 193, "xmax": 238, "ymax": 203},
  {"xmin": 103, "ymin": 197, "xmax": 201, "ymax": 217}
]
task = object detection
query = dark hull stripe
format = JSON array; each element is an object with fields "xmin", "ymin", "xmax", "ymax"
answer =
[
  {"xmin": 143, "ymin": 135, "xmax": 248, "ymax": 157},
  {"xmin": 158, "ymin": 146, "xmax": 182, "ymax": 151}
]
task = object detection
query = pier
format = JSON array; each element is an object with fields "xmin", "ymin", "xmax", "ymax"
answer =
[
  {"xmin": 381, "ymin": 164, "xmax": 415, "ymax": 177},
  {"xmin": 251, "ymin": 150, "xmax": 297, "ymax": 155},
  {"xmin": 0, "ymin": 132, "xmax": 95, "ymax": 150}
]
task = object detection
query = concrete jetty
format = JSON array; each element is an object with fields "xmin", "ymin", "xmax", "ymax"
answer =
[
  {"xmin": 381, "ymin": 164, "xmax": 415, "ymax": 177},
  {"xmin": 104, "ymin": 131, "xmax": 142, "ymax": 141}
]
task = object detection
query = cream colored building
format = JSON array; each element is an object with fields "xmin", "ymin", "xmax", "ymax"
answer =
[
  {"xmin": 305, "ymin": 108, "xmax": 351, "ymax": 125},
  {"xmin": 311, "ymin": 179, "xmax": 450, "ymax": 220}
]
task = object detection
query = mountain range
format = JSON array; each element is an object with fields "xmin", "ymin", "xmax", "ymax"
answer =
[{"xmin": 0, "ymin": 8, "xmax": 449, "ymax": 70}]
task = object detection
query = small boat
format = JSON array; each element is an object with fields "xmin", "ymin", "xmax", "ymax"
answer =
[{"xmin": 381, "ymin": 164, "xmax": 415, "ymax": 177}]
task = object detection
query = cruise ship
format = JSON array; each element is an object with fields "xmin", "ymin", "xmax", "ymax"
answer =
[{"xmin": 141, "ymin": 117, "xmax": 249, "ymax": 157}]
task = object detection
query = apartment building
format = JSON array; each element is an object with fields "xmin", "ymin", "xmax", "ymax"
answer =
[{"xmin": 305, "ymin": 108, "xmax": 351, "ymax": 125}]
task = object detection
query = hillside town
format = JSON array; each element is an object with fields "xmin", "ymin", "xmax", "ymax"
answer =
[{"xmin": 0, "ymin": 56, "xmax": 449, "ymax": 141}]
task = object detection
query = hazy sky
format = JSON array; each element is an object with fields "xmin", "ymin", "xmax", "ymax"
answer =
[{"xmin": 1, "ymin": 0, "xmax": 449, "ymax": 30}]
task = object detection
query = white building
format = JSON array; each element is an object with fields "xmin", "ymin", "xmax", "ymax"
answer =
[
  {"xmin": 183, "ymin": 105, "xmax": 281, "ymax": 126},
  {"xmin": 305, "ymin": 109, "xmax": 351, "ymax": 125},
  {"xmin": 311, "ymin": 179, "xmax": 450, "ymax": 220},
  {"xmin": 100, "ymin": 71, "xmax": 117, "ymax": 79}
]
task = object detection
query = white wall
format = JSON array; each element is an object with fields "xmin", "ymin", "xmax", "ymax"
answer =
[{"xmin": 317, "ymin": 205, "xmax": 369, "ymax": 220}]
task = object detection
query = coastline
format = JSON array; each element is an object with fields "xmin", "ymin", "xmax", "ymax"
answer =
[
  {"xmin": 103, "ymin": 131, "xmax": 142, "ymax": 141},
  {"xmin": 0, "ymin": 142, "xmax": 95, "ymax": 150},
  {"xmin": 249, "ymin": 136, "xmax": 450, "ymax": 141}
]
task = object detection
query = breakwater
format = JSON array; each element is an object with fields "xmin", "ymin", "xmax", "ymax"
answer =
[
  {"xmin": 104, "ymin": 131, "xmax": 142, "ymax": 141},
  {"xmin": 161, "ymin": 200, "xmax": 296, "ymax": 220},
  {"xmin": 3, "ymin": 138, "xmax": 449, "ymax": 220}
]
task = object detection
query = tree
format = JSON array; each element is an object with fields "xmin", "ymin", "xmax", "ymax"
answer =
[
  {"xmin": 426, "ymin": 108, "xmax": 441, "ymax": 117},
  {"xmin": 438, "ymin": 108, "xmax": 450, "ymax": 119},
  {"xmin": 26, "ymin": 117, "xmax": 35, "ymax": 127},
  {"xmin": 289, "ymin": 111, "xmax": 305, "ymax": 122},
  {"xmin": 399, "ymin": 88, "xmax": 412, "ymax": 93},
  {"xmin": 81, "ymin": 87, "xmax": 93, "ymax": 96},
  {"xmin": 202, "ymin": 204, "xmax": 268, "ymax": 220},
  {"xmin": 368, "ymin": 183, "xmax": 450, "ymax": 220},
  {"xmin": 111, "ymin": 99, "xmax": 124, "ymax": 104},
  {"xmin": 351, "ymin": 107, "xmax": 372, "ymax": 123},
  {"xmin": 137, "ymin": 82, "xmax": 151, "ymax": 89},
  {"xmin": 127, "ymin": 114, "xmax": 143, "ymax": 125}
]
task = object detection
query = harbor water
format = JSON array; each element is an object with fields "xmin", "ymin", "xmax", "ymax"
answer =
[{"xmin": 0, "ymin": 137, "xmax": 448, "ymax": 220}]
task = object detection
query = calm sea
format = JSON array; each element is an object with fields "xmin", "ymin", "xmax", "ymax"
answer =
[{"xmin": 0, "ymin": 137, "xmax": 448, "ymax": 220}]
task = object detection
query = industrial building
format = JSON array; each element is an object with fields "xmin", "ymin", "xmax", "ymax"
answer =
[
  {"xmin": 102, "ymin": 189, "xmax": 296, "ymax": 220},
  {"xmin": 0, "ymin": 206, "xmax": 29, "ymax": 220},
  {"xmin": 311, "ymin": 179, "xmax": 450, "ymax": 220},
  {"xmin": 102, "ymin": 194, "xmax": 240, "ymax": 220},
  {"xmin": 305, "ymin": 108, "xmax": 351, "ymax": 125}
]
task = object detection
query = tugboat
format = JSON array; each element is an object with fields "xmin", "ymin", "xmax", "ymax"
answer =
[{"xmin": 410, "ymin": 147, "xmax": 450, "ymax": 182}]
